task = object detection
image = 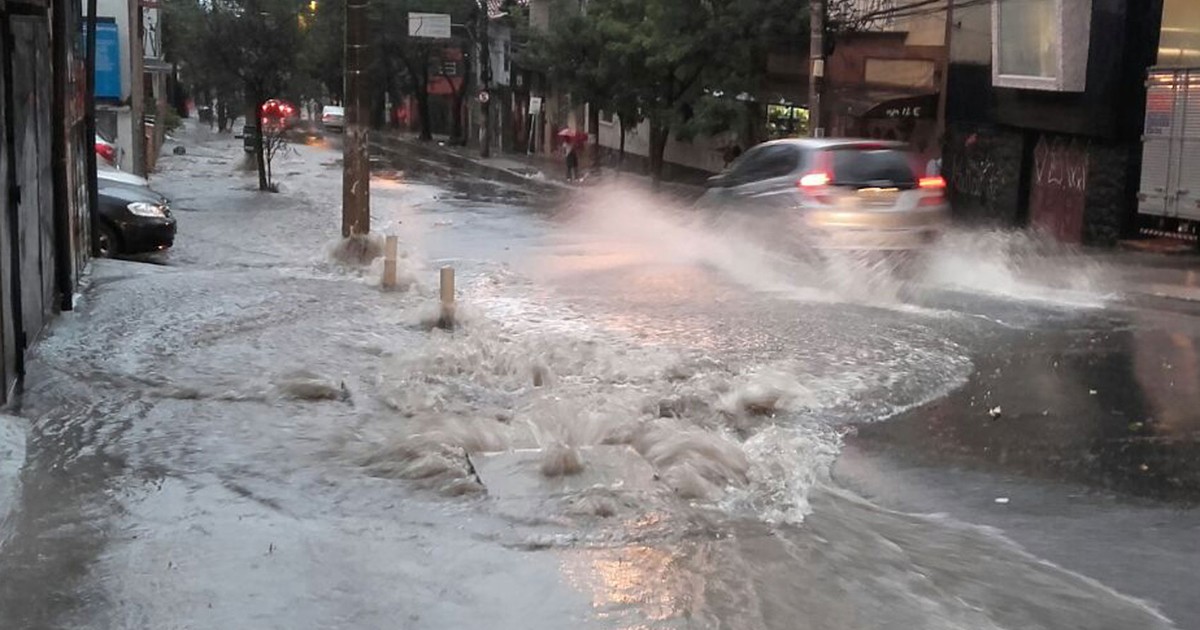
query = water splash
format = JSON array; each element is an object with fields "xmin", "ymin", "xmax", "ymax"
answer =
[{"xmin": 918, "ymin": 229, "xmax": 1116, "ymax": 307}]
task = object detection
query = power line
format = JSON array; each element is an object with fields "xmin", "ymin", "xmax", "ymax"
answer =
[{"xmin": 830, "ymin": 0, "xmax": 993, "ymax": 32}]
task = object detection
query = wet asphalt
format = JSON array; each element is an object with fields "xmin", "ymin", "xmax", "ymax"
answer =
[
  {"xmin": 354, "ymin": 134, "xmax": 1200, "ymax": 625},
  {"xmin": 0, "ymin": 127, "xmax": 1197, "ymax": 628},
  {"xmin": 364, "ymin": 137, "xmax": 1200, "ymax": 624}
]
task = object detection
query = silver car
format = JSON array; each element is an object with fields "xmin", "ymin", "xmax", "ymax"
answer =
[
  {"xmin": 700, "ymin": 139, "xmax": 949, "ymax": 251},
  {"xmin": 321, "ymin": 105, "xmax": 345, "ymax": 133}
]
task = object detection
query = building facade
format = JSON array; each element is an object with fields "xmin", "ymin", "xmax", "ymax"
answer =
[
  {"xmin": 92, "ymin": 0, "xmax": 164, "ymax": 176},
  {"xmin": 943, "ymin": 0, "xmax": 1164, "ymax": 245},
  {"xmin": 1, "ymin": 0, "xmax": 91, "ymax": 402}
]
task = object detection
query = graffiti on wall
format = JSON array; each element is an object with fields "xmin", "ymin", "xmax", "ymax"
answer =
[
  {"xmin": 950, "ymin": 148, "xmax": 1000, "ymax": 201},
  {"xmin": 947, "ymin": 131, "xmax": 1005, "ymax": 206},
  {"xmin": 943, "ymin": 127, "xmax": 1024, "ymax": 224},
  {"xmin": 1029, "ymin": 135, "xmax": 1090, "ymax": 243}
]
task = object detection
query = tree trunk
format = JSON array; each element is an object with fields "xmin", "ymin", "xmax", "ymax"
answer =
[
  {"xmin": 450, "ymin": 90, "xmax": 465, "ymax": 145},
  {"xmin": 481, "ymin": 99, "xmax": 492, "ymax": 157},
  {"xmin": 417, "ymin": 91, "xmax": 433, "ymax": 141},
  {"xmin": 618, "ymin": 118, "xmax": 627, "ymax": 168},
  {"xmin": 648, "ymin": 121, "xmax": 668, "ymax": 183},
  {"xmin": 253, "ymin": 98, "xmax": 269, "ymax": 191},
  {"xmin": 265, "ymin": 138, "xmax": 273, "ymax": 189},
  {"xmin": 587, "ymin": 105, "xmax": 600, "ymax": 171}
]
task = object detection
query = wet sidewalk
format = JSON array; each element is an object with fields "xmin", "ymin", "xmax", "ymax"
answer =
[
  {"xmin": 373, "ymin": 131, "xmax": 707, "ymax": 200},
  {"xmin": 1103, "ymin": 251, "xmax": 1200, "ymax": 306}
]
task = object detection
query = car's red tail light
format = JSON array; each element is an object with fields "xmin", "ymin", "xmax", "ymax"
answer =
[
  {"xmin": 96, "ymin": 142, "xmax": 116, "ymax": 164},
  {"xmin": 798, "ymin": 172, "xmax": 830, "ymax": 188},
  {"xmin": 918, "ymin": 176, "xmax": 946, "ymax": 206},
  {"xmin": 918, "ymin": 176, "xmax": 946, "ymax": 189}
]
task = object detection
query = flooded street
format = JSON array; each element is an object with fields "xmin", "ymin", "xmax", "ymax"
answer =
[{"xmin": 1, "ymin": 126, "xmax": 1197, "ymax": 629}]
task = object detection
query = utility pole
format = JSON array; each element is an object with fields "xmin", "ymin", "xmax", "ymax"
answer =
[
  {"xmin": 343, "ymin": 0, "xmax": 371, "ymax": 237},
  {"xmin": 808, "ymin": 0, "xmax": 824, "ymax": 138},
  {"xmin": 934, "ymin": 0, "xmax": 955, "ymax": 153}
]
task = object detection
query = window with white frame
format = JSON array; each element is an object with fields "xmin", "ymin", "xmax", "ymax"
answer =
[{"xmin": 992, "ymin": 0, "xmax": 1091, "ymax": 92}]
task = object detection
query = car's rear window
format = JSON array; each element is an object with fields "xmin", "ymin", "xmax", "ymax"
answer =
[
  {"xmin": 828, "ymin": 148, "xmax": 917, "ymax": 189},
  {"xmin": 324, "ymin": 107, "xmax": 344, "ymax": 115}
]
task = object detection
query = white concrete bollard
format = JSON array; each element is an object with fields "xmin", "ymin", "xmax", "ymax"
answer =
[
  {"xmin": 382, "ymin": 235, "xmax": 399, "ymax": 289},
  {"xmin": 438, "ymin": 266, "xmax": 456, "ymax": 329}
]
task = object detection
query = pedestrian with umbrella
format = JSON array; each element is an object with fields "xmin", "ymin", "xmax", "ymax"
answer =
[{"xmin": 558, "ymin": 129, "xmax": 586, "ymax": 182}]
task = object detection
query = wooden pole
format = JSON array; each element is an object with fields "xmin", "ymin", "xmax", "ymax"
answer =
[
  {"xmin": 343, "ymin": 0, "xmax": 371, "ymax": 237},
  {"xmin": 808, "ymin": 0, "xmax": 824, "ymax": 137}
]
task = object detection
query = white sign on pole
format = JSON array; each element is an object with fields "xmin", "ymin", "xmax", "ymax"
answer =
[
  {"xmin": 529, "ymin": 96, "xmax": 543, "ymax": 115},
  {"xmin": 409, "ymin": 13, "xmax": 452, "ymax": 39}
]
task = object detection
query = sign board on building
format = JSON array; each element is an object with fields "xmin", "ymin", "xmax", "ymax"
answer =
[
  {"xmin": 409, "ymin": 13, "xmax": 452, "ymax": 39},
  {"xmin": 92, "ymin": 19, "xmax": 122, "ymax": 101},
  {"xmin": 883, "ymin": 105, "xmax": 925, "ymax": 119},
  {"xmin": 529, "ymin": 96, "xmax": 543, "ymax": 115}
]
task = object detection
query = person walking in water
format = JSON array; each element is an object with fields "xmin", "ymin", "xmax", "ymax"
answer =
[{"xmin": 564, "ymin": 141, "xmax": 580, "ymax": 182}]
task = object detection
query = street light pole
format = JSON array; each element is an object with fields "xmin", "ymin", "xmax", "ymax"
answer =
[{"xmin": 343, "ymin": 0, "xmax": 371, "ymax": 238}]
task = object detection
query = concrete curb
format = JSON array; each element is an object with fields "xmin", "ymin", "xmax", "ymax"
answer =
[{"xmin": 0, "ymin": 414, "xmax": 28, "ymax": 548}]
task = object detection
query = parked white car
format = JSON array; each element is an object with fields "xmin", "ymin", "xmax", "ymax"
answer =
[
  {"xmin": 321, "ymin": 105, "xmax": 345, "ymax": 133},
  {"xmin": 97, "ymin": 162, "xmax": 149, "ymax": 188}
]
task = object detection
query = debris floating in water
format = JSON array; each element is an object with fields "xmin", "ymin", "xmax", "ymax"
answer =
[{"xmin": 540, "ymin": 444, "xmax": 585, "ymax": 478}]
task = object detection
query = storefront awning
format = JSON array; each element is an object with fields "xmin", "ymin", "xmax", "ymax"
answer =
[{"xmin": 828, "ymin": 87, "xmax": 938, "ymax": 119}]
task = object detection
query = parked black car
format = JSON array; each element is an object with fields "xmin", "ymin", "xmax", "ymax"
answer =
[{"xmin": 96, "ymin": 182, "xmax": 176, "ymax": 257}]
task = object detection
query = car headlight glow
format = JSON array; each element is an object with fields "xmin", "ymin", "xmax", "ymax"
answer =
[{"xmin": 127, "ymin": 201, "xmax": 167, "ymax": 218}]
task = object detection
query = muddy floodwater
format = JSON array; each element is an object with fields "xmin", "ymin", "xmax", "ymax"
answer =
[{"xmin": 0, "ymin": 125, "xmax": 1195, "ymax": 629}]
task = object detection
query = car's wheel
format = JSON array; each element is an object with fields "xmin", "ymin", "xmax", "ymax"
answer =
[{"xmin": 96, "ymin": 223, "xmax": 120, "ymax": 258}]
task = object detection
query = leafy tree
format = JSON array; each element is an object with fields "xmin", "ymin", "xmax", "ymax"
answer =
[
  {"xmin": 299, "ymin": 0, "xmax": 345, "ymax": 103},
  {"xmin": 163, "ymin": 0, "xmax": 304, "ymax": 191},
  {"xmin": 162, "ymin": 0, "xmax": 244, "ymax": 131},
  {"xmin": 525, "ymin": 0, "xmax": 808, "ymax": 181},
  {"xmin": 370, "ymin": 0, "xmax": 478, "ymax": 141},
  {"xmin": 521, "ymin": 6, "xmax": 643, "ymax": 165}
]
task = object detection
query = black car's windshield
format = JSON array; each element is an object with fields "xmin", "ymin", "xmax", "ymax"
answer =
[{"xmin": 829, "ymin": 148, "xmax": 917, "ymax": 189}]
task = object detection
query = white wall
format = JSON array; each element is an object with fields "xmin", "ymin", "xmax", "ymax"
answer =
[
  {"xmin": 95, "ymin": 0, "xmax": 136, "ymax": 171},
  {"xmin": 597, "ymin": 117, "xmax": 733, "ymax": 174},
  {"xmin": 952, "ymin": 3, "xmax": 992, "ymax": 65}
]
